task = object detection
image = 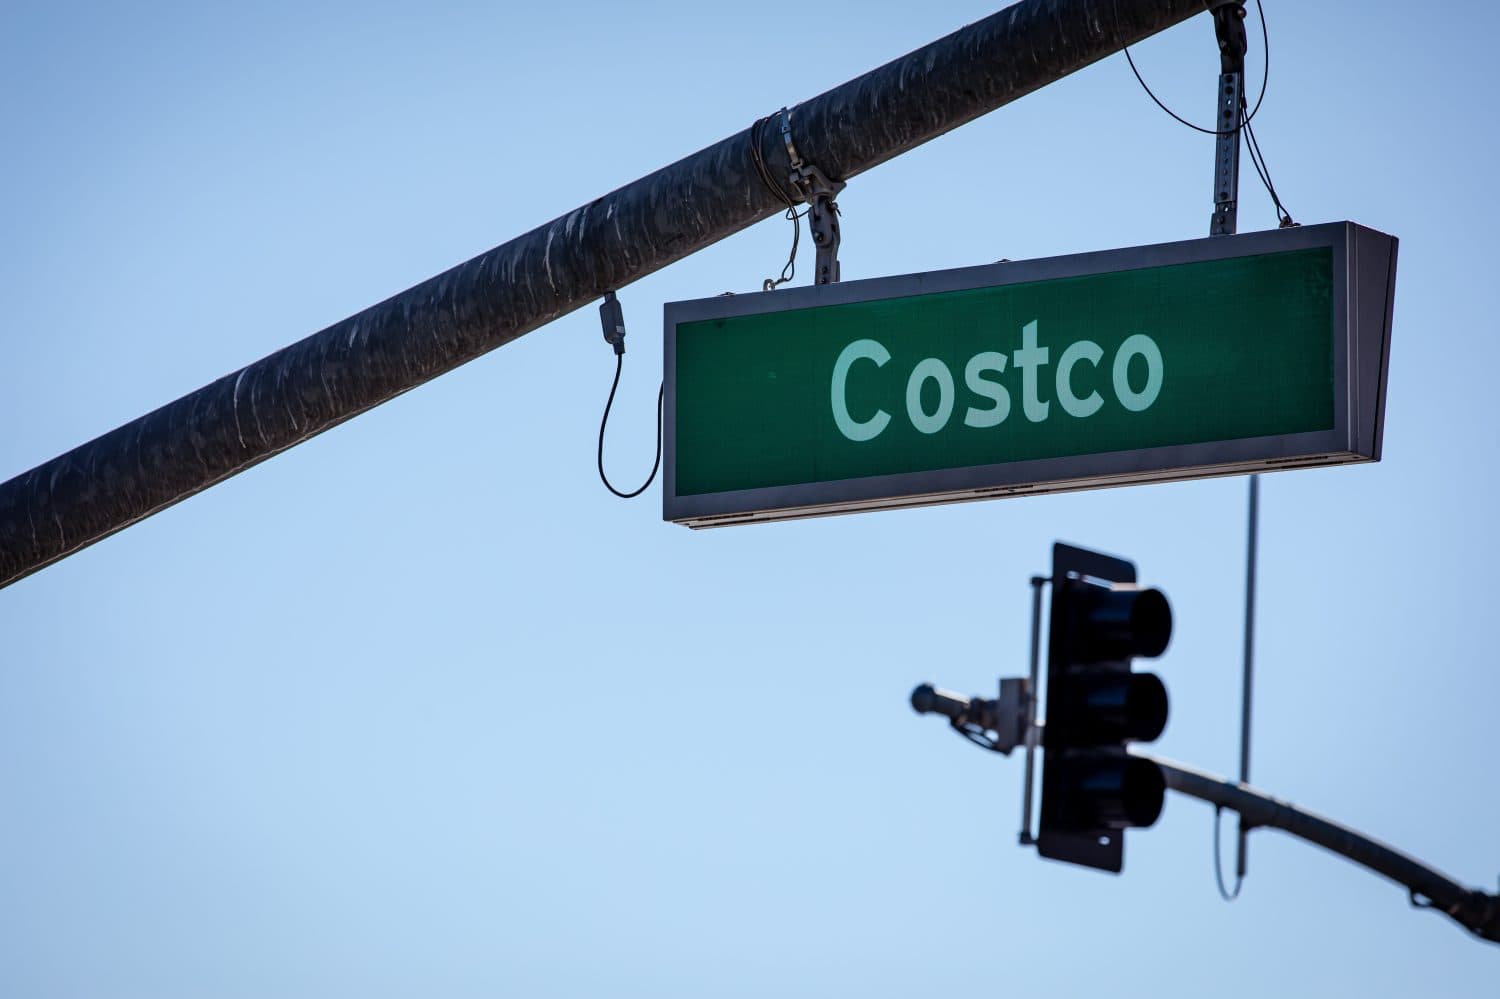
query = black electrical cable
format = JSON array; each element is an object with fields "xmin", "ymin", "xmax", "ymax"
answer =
[
  {"xmin": 1242, "ymin": 111, "xmax": 1296, "ymax": 226},
  {"xmin": 749, "ymin": 111, "xmax": 809, "ymax": 291},
  {"xmin": 749, "ymin": 112, "xmax": 798, "ymax": 208},
  {"xmin": 1120, "ymin": 0, "xmax": 1297, "ymax": 228},
  {"xmin": 1242, "ymin": 117, "xmax": 1273, "ymax": 192},
  {"xmin": 597, "ymin": 354, "xmax": 663, "ymax": 499},
  {"xmin": 1115, "ymin": 0, "xmax": 1270, "ymax": 136},
  {"xmin": 952, "ymin": 722, "xmax": 1006, "ymax": 754},
  {"xmin": 764, "ymin": 206, "xmax": 807, "ymax": 291},
  {"xmin": 1213, "ymin": 805, "xmax": 1245, "ymax": 901}
]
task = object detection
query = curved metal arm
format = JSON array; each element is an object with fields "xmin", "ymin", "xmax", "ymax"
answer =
[{"xmin": 1146, "ymin": 754, "xmax": 1500, "ymax": 944}]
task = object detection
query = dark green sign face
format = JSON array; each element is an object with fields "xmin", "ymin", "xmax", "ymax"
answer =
[{"xmin": 664, "ymin": 223, "xmax": 1395, "ymax": 527}]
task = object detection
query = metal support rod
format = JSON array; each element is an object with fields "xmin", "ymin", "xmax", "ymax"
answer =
[
  {"xmin": 1207, "ymin": 0, "xmax": 1255, "ymax": 887},
  {"xmin": 1150, "ymin": 754, "xmax": 1500, "ymax": 944},
  {"xmin": 1237, "ymin": 470, "xmax": 1258, "ymax": 879},
  {"xmin": 1209, "ymin": 1, "xmax": 1247, "ymax": 236},
  {"xmin": 1208, "ymin": 70, "xmax": 1243, "ymax": 235},
  {"xmin": 809, "ymin": 195, "xmax": 842, "ymax": 285},
  {"xmin": 1019, "ymin": 574, "xmax": 1047, "ymax": 846},
  {"xmin": 0, "ymin": 0, "xmax": 1210, "ymax": 590}
]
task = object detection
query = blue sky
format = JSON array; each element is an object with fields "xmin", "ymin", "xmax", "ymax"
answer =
[{"xmin": 1, "ymin": 1, "xmax": 1496, "ymax": 995}]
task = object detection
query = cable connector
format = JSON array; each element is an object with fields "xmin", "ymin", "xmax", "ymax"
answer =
[
  {"xmin": 595, "ymin": 290, "xmax": 663, "ymax": 499},
  {"xmin": 599, "ymin": 290, "xmax": 626, "ymax": 356}
]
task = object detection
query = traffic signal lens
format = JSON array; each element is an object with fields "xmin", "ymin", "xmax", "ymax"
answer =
[
  {"xmin": 1080, "ymin": 585, "xmax": 1173, "ymax": 660},
  {"xmin": 1119, "ymin": 756, "xmax": 1167, "ymax": 828},
  {"xmin": 1056, "ymin": 755, "xmax": 1166, "ymax": 830},
  {"xmin": 1064, "ymin": 672, "xmax": 1168, "ymax": 744},
  {"xmin": 1124, "ymin": 672, "xmax": 1168, "ymax": 743}
]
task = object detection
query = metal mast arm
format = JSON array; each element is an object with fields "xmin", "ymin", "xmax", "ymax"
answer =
[
  {"xmin": 1148, "ymin": 754, "xmax": 1500, "ymax": 944},
  {"xmin": 0, "ymin": 0, "xmax": 1210, "ymax": 590}
]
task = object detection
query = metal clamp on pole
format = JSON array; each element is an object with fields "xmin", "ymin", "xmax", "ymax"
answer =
[
  {"xmin": 1209, "ymin": 1, "xmax": 1248, "ymax": 236},
  {"xmin": 779, "ymin": 108, "xmax": 846, "ymax": 284}
]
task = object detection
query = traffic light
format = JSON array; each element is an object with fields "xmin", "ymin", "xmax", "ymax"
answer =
[{"xmin": 1038, "ymin": 543, "xmax": 1172, "ymax": 873}]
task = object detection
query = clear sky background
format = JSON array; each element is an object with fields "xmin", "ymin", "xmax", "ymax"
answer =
[{"xmin": 1, "ymin": 1, "xmax": 1495, "ymax": 995}]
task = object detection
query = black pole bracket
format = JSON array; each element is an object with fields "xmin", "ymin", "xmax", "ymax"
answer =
[
  {"xmin": 779, "ymin": 108, "xmax": 845, "ymax": 284},
  {"xmin": 1209, "ymin": 1, "xmax": 1248, "ymax": 236}
]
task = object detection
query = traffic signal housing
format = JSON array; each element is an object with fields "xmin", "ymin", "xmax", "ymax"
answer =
[{"xmin": 1038, "ymin": 543, "xmax": 1172, "ymax": 873}]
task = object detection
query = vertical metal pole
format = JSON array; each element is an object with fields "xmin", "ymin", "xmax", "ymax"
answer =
[
  {"xmin": 1208, "ymin": 4, "xmax": 1246, "ymax": 237},
  {"xmin": 1208, "ymin": 0, "xmax": 1254, "ymax": 884},
  {"xmin": 1237, "ymin": 473, "xmax": 1258, "ymax": 877},
  {"xmin": 1019, "ymin": 575, "xmax": 1047, "ymax": 846},
  {"xmin": 1209, "ymin": 72, "xmax": 1242, "ymax": 235}
]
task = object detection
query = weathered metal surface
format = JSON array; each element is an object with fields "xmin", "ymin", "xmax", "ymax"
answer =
[{"xmin": 0, "ymin": 0, "xmax": 1207, "ymax": 589}]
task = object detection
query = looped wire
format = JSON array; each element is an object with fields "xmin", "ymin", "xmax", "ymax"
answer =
[
  {"xmin": 749, "ymin": 110, "xmax": 808, "ymax": 291},
  {"xmin": 597, "ymin": 353, "xmax": 663, "ymax": 499},
  {"xmin": 951, "ymin": 719, "xmax": 1005, "ymax": 754},
  {"xmin": 1112, "ymin": 0, "xmax": 1270, "ymax": 136},
  {"xmin": 1213, "ymin": 805, "xmax": 1245, "ymax": 901},
  {"xmin": 1115, "ymin": 0, "xmax": 1295, "ymax": 228}
]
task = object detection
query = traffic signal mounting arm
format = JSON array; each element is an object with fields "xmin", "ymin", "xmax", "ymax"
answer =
[{"xmin": 1150, "ymin": 754, "xmax": 1500, "ymax": 945}]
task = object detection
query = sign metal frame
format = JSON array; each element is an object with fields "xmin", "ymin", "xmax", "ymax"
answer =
[{"xmin": 663, "ymin": 221, "xmax": 1396, "ymax": 528}]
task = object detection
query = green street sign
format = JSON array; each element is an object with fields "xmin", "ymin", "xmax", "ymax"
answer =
[{"xmin": 663, "ymin": 221, "xmax": 1396, "ymax": 527}]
